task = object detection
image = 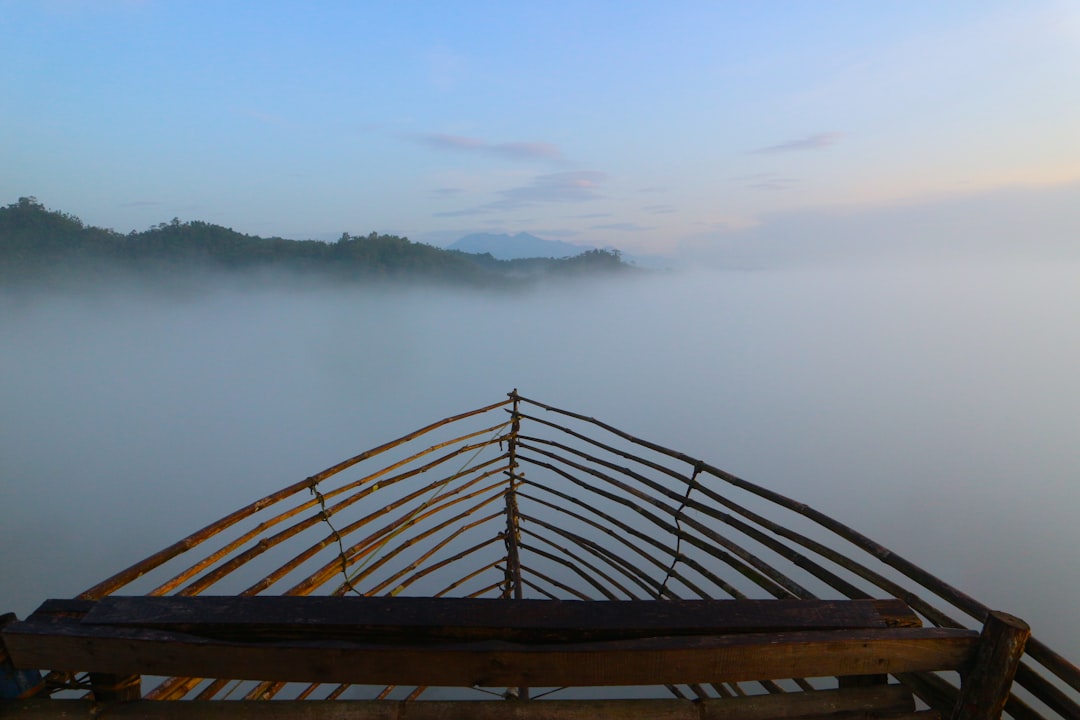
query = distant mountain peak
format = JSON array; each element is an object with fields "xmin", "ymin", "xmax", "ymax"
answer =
[{"xmin": 448, "ymin": 232, "xmax": 594, "ymax": 260}]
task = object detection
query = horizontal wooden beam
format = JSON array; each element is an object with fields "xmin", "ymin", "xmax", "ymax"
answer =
[
  {"xmin": 68, "ymin": 596, "xmax": 917, "ymax": 643},
  {"xmin": 4, "ymin": 613, "xmax": 978, "ymax": 688},
  {"xmin": 0, "ymin": 685, "xmax": 922, "ymax": 719}
]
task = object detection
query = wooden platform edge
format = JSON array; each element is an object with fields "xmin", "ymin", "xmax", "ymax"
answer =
[
  {"xmin": 0, "ymin": 685, "xmax": 927, "ymax": 719},
  {"xmin": 3, "ymin": 614, "xmax": 979, "ymax": 688}
]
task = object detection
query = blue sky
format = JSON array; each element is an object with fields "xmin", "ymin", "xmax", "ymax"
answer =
[{"xmin": 3, "ymin": 0, "xmax": 1079, "ymax": 258}]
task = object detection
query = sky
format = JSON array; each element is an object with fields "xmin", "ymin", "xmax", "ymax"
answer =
[{"xmin": 3, "ymin": 0, "xmax": 1080, "ymax": 258}]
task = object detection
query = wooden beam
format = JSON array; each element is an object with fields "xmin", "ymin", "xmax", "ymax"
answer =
[
  {"xmin": 88, "ymin": 672, "xmax": 141, "ymax": 702},
  {"xmin": 4, "ymin": 612, "xmax": 979, "ymax": 688},
  {"xmin": 0, "ymin": 685, "xmax": 921, "ymax": 719},
  {"xmin": 68, "ymin": 596, "xmax": 913, "ymax": 643}
]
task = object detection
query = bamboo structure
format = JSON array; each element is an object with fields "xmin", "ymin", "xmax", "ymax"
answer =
[{"xmin": 2, "ymin": 391, "xmax": 1077, "ymax": 719}]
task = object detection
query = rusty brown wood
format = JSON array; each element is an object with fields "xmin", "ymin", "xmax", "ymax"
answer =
[
  {"xmin": 520, "ymin": 485, "xmax": 747, "ymax": 599},
  {"xmin": 3, "ymin": 617, "xmax": 981, "ymax": 689},
  {"xmin": 519, "ymin": 436, "xmax": 822, "ymax": 599},
  {"xmin": 951, "ymin": 611, "xmax": 1031, "ymax": 720},
  {"xmin": 318, "ymin": 476, "xmax": 510, "ymax": 596},
  {"xmin": 434, "ymin": 559, "xmax": 504, "ymax": 597},
  {"xmin": 273, "ymin": 468, "xmax": 507, "ymax": 596},
  {"xmin": 518, "ymin": 518, "xmax": 653, "ymax": 599},
  {"xmin": 516, "ymin": 409, "xmax": 965, "ymax": 627},
  {"xmin": 515, "ymin": 563, "xmax": 592, "ymax": 600},
  {"xmin": 352, "ymin": 504, "xmax": 504, "ymax": 597},
  {"xmin": 184, "ymin": 454, "xmax": 506, "ymax": 596},
  {"xmin": 149, "ymin": 422, "xmax": 510, "ymax": 597},
  {"xmin": 518, "ymin": 425, "xmax": 870, "ymax": 600},
  {"xmin": 78, "ymin": 399, "xmax": 511, "ymax": 600},
  {"xmin": 520, "ymin": 451, "xmax": 795, "ymax": 598}
]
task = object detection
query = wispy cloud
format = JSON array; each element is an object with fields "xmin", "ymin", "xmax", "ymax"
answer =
[
  {"xmin": 432, "ymin": 171, "xmax": 606, "ymax": 217},
  {"xmin": 642, "ymin": 204, "xmax": 676, "ymax": 214},
  {"xmin": 489, "ymin": 171, "xmax": 606, "ymax": 209},
  {"xmin": 430, "ymin": 187, "xmax": 465, "ymax": 197},
  {"xmin": 432, "ymin": 207, "xmax": 488, "ymax": 218},
  {"xmin": 752, "ymin": 132, "xmax": 841, "ymax": 154},
  {"xmin": 591, "ymin": 222, "xmax": 655, "ymax": 232},
  {"xmin": 418, "ymin": 133, "xmax": 563, "ymax": 161},
  {"xmin": 736, "ymin": 173, "xmax": 799, "ymax": 190}
]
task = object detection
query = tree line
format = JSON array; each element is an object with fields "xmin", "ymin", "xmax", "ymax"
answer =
[{"xmin": 0, "ymin": 197, "xmax": 631, "ymax": 289}]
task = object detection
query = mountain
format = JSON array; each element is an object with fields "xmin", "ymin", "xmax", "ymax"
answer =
[{"xmin": 448, "ymin": 232, "xmax": 594, "ymax": 260}]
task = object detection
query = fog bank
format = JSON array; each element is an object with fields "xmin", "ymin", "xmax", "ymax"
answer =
[{"xmin": 2, "ymin": 262, "xmax": 1078, "ymax": 661}]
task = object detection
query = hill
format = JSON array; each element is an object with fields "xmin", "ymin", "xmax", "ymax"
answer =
[
  {"xmin": 448, "ymin": 232, "xmax": 594, "ymax": 260},
  {"xmin": 0, "ymin": 197, "xmax": 631, "ymax": 289}
]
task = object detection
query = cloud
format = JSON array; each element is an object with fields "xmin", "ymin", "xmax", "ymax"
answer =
[
  {"xmin": 488, "ymin": 171, "xmax": 606, "ymax": 209},
  {"xmin": 752, "ymin": 132, "xmax": 841, "ymax": 154},
  {"xmin": 642, "ymin": 204, "xmax": 676, "ymax": 214},
  {"xmin": 591, "ymin": 222, "xmax": 655, "ymax": 232},
  {"xmin": 735, "ymin": 173, "xmax": 799, "ymax": 190},
  {"xmin": 417, "ymin": 133, "xmax": 562, "ymax": 161},
  {"xmin": 432, "ymin": 207, "xmax": 488, "ymax": 218},
  {"xmin": 432, "ymin": 171, "xmax": 606, "ymax": 218}
]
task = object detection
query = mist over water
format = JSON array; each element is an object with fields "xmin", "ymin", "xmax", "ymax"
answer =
[{"xmin": 2, "ymin": 262, "xmax": 1078, "ymax": 661}]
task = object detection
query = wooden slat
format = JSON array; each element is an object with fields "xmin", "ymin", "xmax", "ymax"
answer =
[
  {"xmin": 0, "ymin": 685, "xmax": 922, "ymax": 719},
  {"xmin": 70, "ymin": 596, "xmax": 912, "ymax": 643},
  {"xmin": 4, "ymin": 612, "xmax": 979, "ymax": 688}
]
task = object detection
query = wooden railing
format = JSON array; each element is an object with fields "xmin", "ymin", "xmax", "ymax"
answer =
[{"xmin": 1, "ymin": 391, "xmax": 1076, "ymax": 717}]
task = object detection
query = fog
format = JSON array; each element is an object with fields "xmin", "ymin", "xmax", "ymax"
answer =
[{"xmin": 2, "ymin": 261, "xmax": 1079, "ymax": 663}]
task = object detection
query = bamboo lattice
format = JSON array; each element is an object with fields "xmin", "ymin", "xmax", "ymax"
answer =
[{"xmin": 12, "ymin": 390, "xmax": 1076, "ymax": 718}]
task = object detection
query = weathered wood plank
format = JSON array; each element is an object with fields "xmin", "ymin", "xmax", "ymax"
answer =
[
  {"xmin": 0, "ymin": 685, "xmax": 922, "ymax": 719},
  {"xmin": 4, "ymin": 613, "xmax": 979, "ymax": 688},
  {"xmin": 951, "ymin": 611, "xmax": 1030, "ymax": 720},
  {"xmin": 71, "ymin": 596, "xmax": 909, "ymax": 643}
]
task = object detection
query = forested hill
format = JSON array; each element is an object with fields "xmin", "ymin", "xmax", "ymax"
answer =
[{"xmin": 0, "ymin": 197, "xmax": 631, "ymax": 289}]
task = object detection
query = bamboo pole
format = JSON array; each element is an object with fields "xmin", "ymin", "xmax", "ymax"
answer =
[
  {"xmin": 80, "ymin": 400, "xmax": 510, "ymax": 599},
  {"xmin": 503, "ymin": 390, "xmax": 525, "ymax": 602},
  {"xmin": 237, "ymin": 463, "xmax": 504, "ymax": 596},
  {"xmin": 518, "ymin": 398, "xmax": 1080, "ymax": 706},
  {"xmin": 517, "ymin": 450, "xmax": 794, "ymax": 598},
  {"xmin": 284, "ymin": 473, "xmax": 508, "ymax": 596},
  {"xmin": 520, "ymin": 433, "xmax": 860, "ymax": 599},
  {"xmin": 515, "ymin": 563, "xmax": 592, "ymax": 600},
  {"xmin": 517, "ymin": 521, "xmax": 645, "ymax": 600},
  {"xmin": 516, "ymin": 540, "xmax": 621, "ymax": 600},
  {"xmin": 182, "ymin": 452, "xmax": 506, "ymax": 595},
  {"xmin": 516, "ymin": 397, "xmax": 991, "ymax": 616},
  {"xmin": 373, "ymin": 535, "xmax": 503, "ymax": 597},
  {"xmin": 519, "ymin": 479, "xmax": 750, "ymax": 599},
  {"xmin": 465, "ymin": 579, "xmax": 507, "ymax": 599},
  {"xmin": 519, "ymin": 488, "xmax": 722, "ymax": 600},
  {"xmin": 148, "ymin": 423, "xmax": 510, "ymax": 596},
  {"xmin": 434, "ymin": 559, "xmax": 504, "ymax": 597},
  {"xmin": 518, "ymin": 511, "xmax": 672, "ymax": 599},
  {"xmin": 515, "ymin": 412, "xmax": 967, "ymax": 624},
  {"xmin": 343, "ymin": 504, "xmax": 504, "ymax": 597}
]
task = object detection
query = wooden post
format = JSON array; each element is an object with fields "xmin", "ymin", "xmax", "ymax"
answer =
[
  {"xmin": 502, "ymin": 390, "xmax": 525, "ymax": 603},
  {"xmin": 502, "ymin": 390, "xmax": 527, "ymax": 700},
  {"xmin": 1, "ymin": 614, "xmax": 43, "ymax": 700},
  {"xmin": 951, "ymin": 611, "xmax": 1030, "ymax": 720}
]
